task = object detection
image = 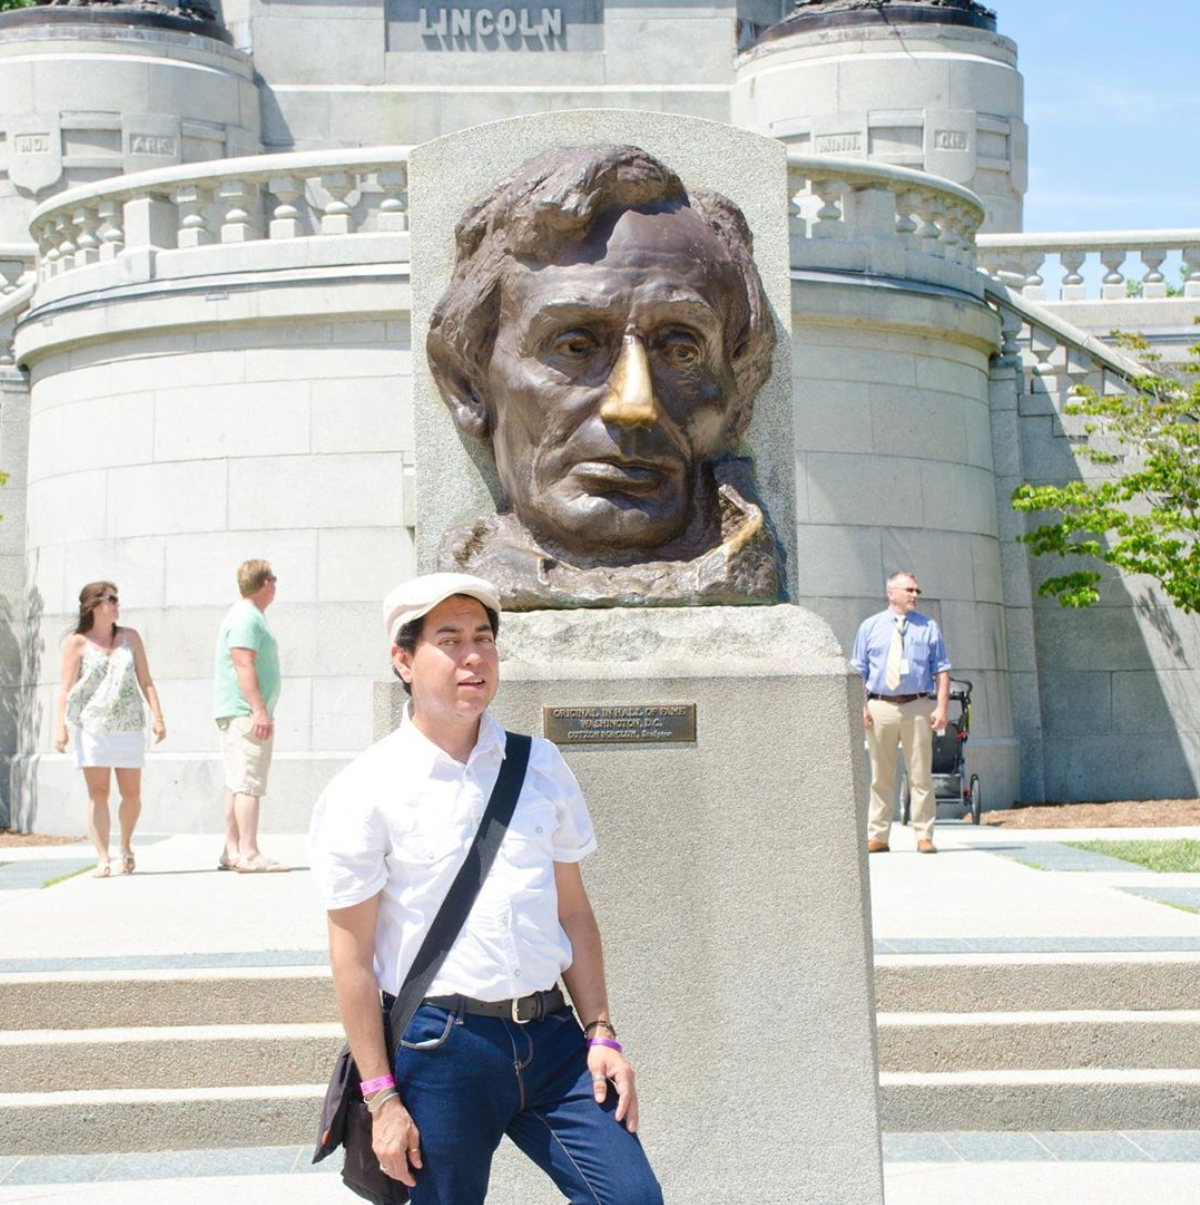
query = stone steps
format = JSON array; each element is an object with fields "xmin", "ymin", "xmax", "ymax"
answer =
[{"xmin": 876, "ymin": 953, "xmax": 1200, "ymax": 1131}]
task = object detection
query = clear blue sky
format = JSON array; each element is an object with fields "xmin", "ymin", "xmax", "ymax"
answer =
[{"xmin": 996, "ymin": 1, "xmax": 1200, "ymax": 233}]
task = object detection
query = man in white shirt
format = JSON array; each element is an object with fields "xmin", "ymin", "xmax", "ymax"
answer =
[{"xmin": 308, "ymin": 572, "xmax": 661, "ymax": 1205}]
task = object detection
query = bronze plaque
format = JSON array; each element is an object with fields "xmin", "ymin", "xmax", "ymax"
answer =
[{"xmin": 543, "ymin": 703, "xmax": 696, "ymax": 745}]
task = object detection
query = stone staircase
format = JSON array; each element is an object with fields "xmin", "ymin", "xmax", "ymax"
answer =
[
  {"xmin": 877, "ymin": 952, "xmax": 1200, "ymax": 1131},
  {"xmin": 0, "ymin": 966, "xmax": 340, "ymax": 1155},
  {"xmin": 4, "ymin": 953, "xmax": 1200, "ymax": 1155}
]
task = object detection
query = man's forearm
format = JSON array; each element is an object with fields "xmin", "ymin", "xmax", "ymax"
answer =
[
  {"xmin": 936, "ymin": 671, "xmax": 950, "ymax": 710},
  {"xmin": 233, "ymin": 662, "xmax": 267, "ymax": 713},
  {"xmin": 561, "ymin": 908, "xmax": 611, "ymax": 1027},
  {"xmin": 331, "ymin": 953, "xmax": 391, "ymax": 1082}
]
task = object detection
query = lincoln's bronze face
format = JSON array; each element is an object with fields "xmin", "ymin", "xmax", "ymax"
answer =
[
  {"xmin": 428, "ymin": 144, "xmax": 783, "ymax": 609},
  {"xmin": 485, "ymin": 204, "xmax": 745, "ymax": 555}
]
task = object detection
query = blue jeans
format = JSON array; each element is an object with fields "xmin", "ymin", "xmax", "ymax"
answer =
[{"xmin": 393, "ymin": 1000, "xmax": 663, "ymax": 1205}]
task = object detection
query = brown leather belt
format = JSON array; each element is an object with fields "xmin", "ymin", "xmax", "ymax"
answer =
[
  {"xmin": 384, "ymin": 986, "xmax": 566, "ymax": 1025},
  {"xmin": 868, "ymin": 693, "xmax": 929, "ymax": 705}
]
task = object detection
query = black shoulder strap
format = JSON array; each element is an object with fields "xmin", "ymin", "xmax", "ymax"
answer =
[{"xmin": 384, "ymin": 731, "xmax": 532, "ymax": 1051}]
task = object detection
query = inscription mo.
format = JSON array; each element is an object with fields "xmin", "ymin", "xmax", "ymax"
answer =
[
  {"xmin": 15, "ymin": 134, "xmax": 52, "ymax": 155},
  {"xmin": 130, "ymin": 135, "xmax": 178, "ymax": 157},
  {"xmin": 418, "ymin": 6, "xmax": 564, "ymax": 36},
  {"xmin": 815, "ymin": 133, "xmax": 861, "ymax": 154},
  {"xmin": 933, "ymin": 130, "xmax": 970, "ymax": 150}
]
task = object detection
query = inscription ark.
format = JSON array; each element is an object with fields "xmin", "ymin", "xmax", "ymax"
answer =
[
  {"xmin": 14, "ymin": 134, "xmax": 52, "ymax": 155},
  {"xmin": 544, "ymin": 704, "xmax": 696, "ymax": 746}
]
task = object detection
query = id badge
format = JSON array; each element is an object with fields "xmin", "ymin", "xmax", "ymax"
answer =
[{"xmin": 899, "ymin": 660, "xmax": 910, "ymax": 674}]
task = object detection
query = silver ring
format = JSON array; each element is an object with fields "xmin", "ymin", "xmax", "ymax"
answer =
[
  {"xmin": 408, "ymin": 1147, "xmax": 420, "ymax": 1153},
  {"xmin": 592, "ymin": 1075, "xmax": 607, "ymax": 1083}
]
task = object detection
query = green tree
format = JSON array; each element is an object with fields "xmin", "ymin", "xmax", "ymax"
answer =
[
  {"xmin": 0, "ymin": 1, "xmax": 37, "ymax": 12},
  {"xmin": 1012, "ymin": 326, "xmax": 1200, "ymax": 614}
]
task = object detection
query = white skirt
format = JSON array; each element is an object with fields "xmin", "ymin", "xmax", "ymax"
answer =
[{"xmin": 72, "ymin": 727, "xmax": 145, "ymax": 770}]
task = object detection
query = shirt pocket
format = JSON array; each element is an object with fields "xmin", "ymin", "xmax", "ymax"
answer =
[
  {"xmin": 391, "ymin": 825, "xmax": 463, "ymax": 871},
  {"xmin": 500, "ymin": 802, "xmax": 558, "ymax": 866}
]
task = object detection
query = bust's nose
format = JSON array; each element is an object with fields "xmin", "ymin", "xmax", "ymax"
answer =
[{"xmin": 600, "ymin": 331, "xmax": 660, "ymax": 428}]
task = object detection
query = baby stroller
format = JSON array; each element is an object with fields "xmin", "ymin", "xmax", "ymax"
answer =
[{"xmin": 899, "ymin": 678, "xmax": 981, "ymax": 825}]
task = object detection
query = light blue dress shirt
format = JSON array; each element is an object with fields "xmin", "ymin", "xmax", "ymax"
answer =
[{"xmin": 849, "ymin": 609, "xmax": 951, "ymax": 696}]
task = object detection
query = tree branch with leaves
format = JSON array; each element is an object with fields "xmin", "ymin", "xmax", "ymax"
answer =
[{"xmin": 1012, "ymin": 325, "xmax": 1200, "ymax": 614}]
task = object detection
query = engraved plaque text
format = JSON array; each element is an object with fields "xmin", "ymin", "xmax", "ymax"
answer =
[{"xmin": 544, "ymin": 703, "xmax": 696, "ymax": 745}]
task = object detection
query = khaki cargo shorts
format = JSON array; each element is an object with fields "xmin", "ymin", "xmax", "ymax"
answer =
[{"xmin": 217, "ymin": 715, "xmax": 274, "ymax": 796}]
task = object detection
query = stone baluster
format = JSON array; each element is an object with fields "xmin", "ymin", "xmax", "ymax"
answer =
[
  {"xmin": 894, "ymin": 189, "xmax": 920, "ymax": 247},
  {"xmin": 318, "ymin": 172, "xmax": 356, "ymax": 236},
  {"xmin": 938, "ymin": 204, "xmax": 961, "ymax": 263},
  {"xmin": 173, "ymin": 185, "xmax": 214, "ymax": 249},
  {"xmin": 0, "ymin": 258, "xmax": 25, "ymax": 295},
  {"xmin": 1019, "ymin": 250, "xmax": 1046, "ymax": 300},
  {"xmin": 997, "ymin": 304, "xmax": 1023, "ymax": 360},
  {"xmin": 39, "ymin": 220, "xmax": 60, "ymax": 283},
  {"xmin": 377, "ymin": 166, "xmax": 409, "ymax": 233},
  {"xmin": 1139, "ymin": 247, "xmax": 1168, "ymax": 299},
  {"xmin": 1184, "ymin": 246, "xmax": 1200, "ymax": 299},
  {"xmin": 98, "ymin": 199, "xmax": 125, "ymax": 262},
  {"xmin": 1099, "ymin": 247, "xmax": 1127, "ymax": 300},
  {"xmin": 54, "ymin": 215, "xmax": 78, "ymax": 277},
  {"xmin": 72, "ymin": 206, "xmax": 101, "ymax": 268},
  {"xmin": 1027, "ymin": 325, "xmax": 1059, "ymax": 397},
  {"xmin": 811, "ymin": 178, "xmax": 845, "ymax": 239},
  {"xmin": 954, "ymin": 206, "xmax": 978, "ymax": 270},
  {"xmin": 217, "ymin": 179, "xmax": 259, "ymax": 244},
  {"xmin": 268, "ymin": 175, "xmax": 305, "ymax": 240},
  {"xmin": 1058, "ymin": 249, "xmax": 1087, "ymax": 301},
  {"xmin": 914, "ymin": 192, "xmax": 946, "ymax": 259}
]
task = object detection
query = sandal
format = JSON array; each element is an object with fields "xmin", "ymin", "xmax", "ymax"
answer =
[
  {"xmin": 120, "ymin": 851, "xmax": 136, "ymax": 875},
  {"xmin": 217, "ymin": 852, "xmax": 237, "ymax": 871},
  {"xmin": 233, "ymin": 856, "xmax": 289, "ymax": 873},
  {"xmin": 92, "ymin": 862, "xmax": 111, "ymax": 879}
]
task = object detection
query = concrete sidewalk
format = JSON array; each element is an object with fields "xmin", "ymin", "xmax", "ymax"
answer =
[{"xmin": 1, "ymin": 821, "xmax": 1199, "ymax": 1203}]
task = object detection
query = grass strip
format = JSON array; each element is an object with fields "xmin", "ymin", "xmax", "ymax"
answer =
[
  {"xmin": 1066, "ymin": 839, "xmax": 1200, "ymax": 874},
  {"xmin": 42, "ymin": 865, "xmax": 93, "ymax": 888}
]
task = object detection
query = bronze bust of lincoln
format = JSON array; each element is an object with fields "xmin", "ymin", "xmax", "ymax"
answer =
[{"xmin": 427, "ymin": 144, "xmax": 784, "ymax": 610}]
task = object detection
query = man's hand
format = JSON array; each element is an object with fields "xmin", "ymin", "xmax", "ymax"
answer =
[
  {"xmin": 862, "ymin": 705, "xmax": 873, "ymax": 730},
  {"xmin": 372, "ymin": 1095, "xmax": 422, "ymax": 1186},
  {"xmin": 930, "ymin": 707, "xmax": 948, "ymax": 731},
  {"xmin": 54, "ymin": 725, "xmax": 69, "ymax": 753},
  {"xmin": 587, "ymin": 1042, "xmax": 639, "ymax": 1133},
  {"xmin": 250, "ymin": 708, "xmax": 273, "ymax": 741}
]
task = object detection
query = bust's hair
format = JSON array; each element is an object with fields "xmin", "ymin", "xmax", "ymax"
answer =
[{"xmin": 427, "ymin": 144, "xmax": 776, "ymax": 443}]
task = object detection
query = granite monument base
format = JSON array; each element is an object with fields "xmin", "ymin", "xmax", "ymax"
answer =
[{"xmin": 374, "ymin": 604, "xmax": 884, "ymax": 1205}]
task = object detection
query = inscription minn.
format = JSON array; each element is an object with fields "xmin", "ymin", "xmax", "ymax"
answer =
[
  {"xmin": 15, "ymin": 134, "xmax": 52, "ymax": 156},
  {"xmin": 419, "ymin": 6, "xmax": 564, "ymax": 36},
  {"xmin": 815, "ymin": 133, "xmax": 861, "ymax": 154},
  {"xmin": 130, "ymin": 135, "xmax": 178, "ymax": 157},
  {"xmin": 543, "ymin": 704, "xmax": 696, "ymax": 746},
  {"xmin": 933, "ymin": 130, "xmax": 970, "ymax": 150}
]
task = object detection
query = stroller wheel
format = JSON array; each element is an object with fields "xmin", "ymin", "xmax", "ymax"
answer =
[
  {"xmin": 899, "ymin": 772, "xmax": 911, "ymax": 826},
  {"xmin": 969, "ymin": 774, "xmax": 982, "ymax": 825}
]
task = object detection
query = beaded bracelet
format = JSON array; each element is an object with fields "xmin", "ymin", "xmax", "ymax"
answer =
[
  {"xmin": 361, "ymin": 1073, "xmax": 396, "ymax": 1096},
  {"xmin": 586, "ymin": 1037, "xmax": 624, "ymax": 1054}
]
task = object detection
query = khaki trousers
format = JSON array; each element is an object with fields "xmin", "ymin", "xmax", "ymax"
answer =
[{"xmin": 865, "ymin": 697, "xmax": 935, "ymax": 844}]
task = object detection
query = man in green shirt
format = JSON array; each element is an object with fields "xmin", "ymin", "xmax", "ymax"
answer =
[{"xmin": 214, "ymin": 559, "xmax": 287, "ymax": 873}]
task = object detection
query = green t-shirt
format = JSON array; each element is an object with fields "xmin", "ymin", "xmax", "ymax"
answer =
[{"xmin": 213, "ymin": 599, "xmax": 281, "ymax": 720}]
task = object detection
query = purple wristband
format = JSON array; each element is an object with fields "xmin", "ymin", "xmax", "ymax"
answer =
[
  {"xmin": 586, "ymin": 1037, "xmax": 624, "ymax": 1054},
  {"xmin": 360, "ymin": 1073, "xmax": 395, "ymax": 1096}
]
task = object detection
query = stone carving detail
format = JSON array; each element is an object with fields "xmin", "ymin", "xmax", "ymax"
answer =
[
  {"xmin": 427, "ymin": 144, "xmax": 784, "ymax": 610},
  {"xmin": 35, "ymin": 0, "xmax": 219, "ymax": 23}
]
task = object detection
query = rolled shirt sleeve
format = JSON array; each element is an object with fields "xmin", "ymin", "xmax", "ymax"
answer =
[
  {"xmin": 849, "ymin": 621, "xmax": 870, "ymax": 680},
  {"xmin": 308, "ymin": 773, "xmax": 389, "ymax": 911},
  {"xmin": 529, "ymin": 737, "xmax": 597, "ymax": 863},
  {"xmin": 930, "ymin": 622, "xmax": 952, "ymax": 677}
]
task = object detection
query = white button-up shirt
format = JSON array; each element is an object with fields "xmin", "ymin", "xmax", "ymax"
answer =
[{"xmin": 307, "ymin": 707, "xmax": 597, "ymax": 1000}]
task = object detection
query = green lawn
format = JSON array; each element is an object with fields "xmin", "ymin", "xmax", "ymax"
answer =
[{"xmin": 1066, "ymin": 839, "xmax": 1200, "ymax": 874}]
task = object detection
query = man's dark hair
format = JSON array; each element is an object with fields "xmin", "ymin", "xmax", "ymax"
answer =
[
  {"xmin": 427, "ymin": 143, "xmax": 777, "ymax": 445},
  {"xmin": 392, "ymin": 597, "xmax": 501, "ymax": 696}
]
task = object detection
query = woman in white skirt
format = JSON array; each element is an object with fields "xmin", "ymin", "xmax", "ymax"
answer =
[{"xmin": 53, "ymin": 582, "xmax": 167, "ymax": 877}]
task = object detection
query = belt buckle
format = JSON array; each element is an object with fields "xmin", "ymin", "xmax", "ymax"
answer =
[{"xmin": 511, "ymin": 995, "xmax": 531, "ymax": 1024}]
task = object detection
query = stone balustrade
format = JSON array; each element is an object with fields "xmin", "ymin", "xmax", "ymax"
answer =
[
  {"xmin": 26, "ymin": 147, "xmax": 413, "ymax": 288},
  {"xmin": 977, "ymin": 231, "xmax": 1200, "ymax": 302},
  {"xmin": 787, "ymin": 154, "xmax": 986, "ymax": 297}
]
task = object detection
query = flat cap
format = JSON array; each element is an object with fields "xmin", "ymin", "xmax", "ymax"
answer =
[{"xmin": 382, "ymin": 572, "xmax": 501, "ymax": 644}]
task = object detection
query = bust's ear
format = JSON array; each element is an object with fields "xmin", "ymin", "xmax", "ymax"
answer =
[{"xmin": 429, "ymin": 361, "xmax": 491, "ymax": 441}]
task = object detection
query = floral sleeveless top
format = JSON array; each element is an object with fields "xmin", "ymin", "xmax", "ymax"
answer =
[{"xmin": 66, "ymin": 640, "xmax": 146, "ymax": 735}]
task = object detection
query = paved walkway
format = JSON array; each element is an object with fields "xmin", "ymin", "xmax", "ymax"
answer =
[{"xmin": 1, "ymin": 819, "xmax": 1199, "ymax": 1202}]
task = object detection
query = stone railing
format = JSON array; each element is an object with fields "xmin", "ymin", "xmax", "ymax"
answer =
[
  {"xmin": 787, "ymin": 154, "xmax": 986, "ymax": 296},
  {"xmin": 977, "ymin": 231, "xmax": 1200, "ymax": 302},
  {"xmin": 26, "ymin": 147, "xmax": 413, "ymax": 287},
  {"xmin": 0, "ymin": 244, "xmax": 35, "ymax": 295}
]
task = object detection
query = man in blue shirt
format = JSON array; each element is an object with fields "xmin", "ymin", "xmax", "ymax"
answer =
[{"xmin": 849, "ymin": 571, "xmax": 951, "ymax": 854}]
